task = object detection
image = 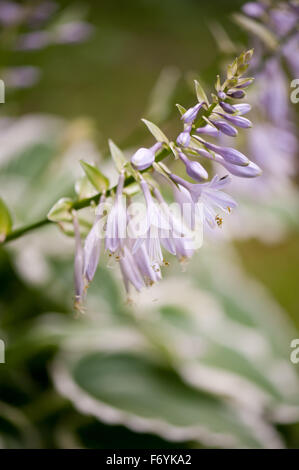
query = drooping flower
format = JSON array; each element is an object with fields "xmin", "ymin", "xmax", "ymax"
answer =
[
  {"xmin": 105, "ymin": 172, "xmax": 127, "ymax": 254},
  {"xmin": 194, "ymin": 136, "xmax": 249, "ymax": 166},
  {"xmin": 135, "ymin": 178, "xmax": 172, "ymax": 266},
  {"xmin": 83, "ymin": 194, "xmax": 106, "ymax": 283},
  {"xmin": 119, "ymin": 245, "xmax": 145, "ymax": 293},
  {"xmin": 73, "ymin": 211, "xmax": 85, "ymax": 306},
  {"xmin": 170, "ymin": 173, "xmax": 237, "ymax": 228}
]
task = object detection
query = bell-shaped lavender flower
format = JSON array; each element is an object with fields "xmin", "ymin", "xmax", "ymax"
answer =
[
  {"xmin": 119, "ymin": 245, "xmax": 144, "ymax": 293},
  {"xmin": 215, "ymin": 112, "xmax": 252, "ymax": 129},
  {"xmin": 179, "ymin": 152, "xmax": 208, "ymax": 181},
  {"xmin": 134, "ymin": 242, "xmax": 162, "ymax": 286},
  {"xmin": 177, "ymin": 125, "xmax": 192, "ymax": 147},
  {"xmin": 172, "ymin": 182, "xmax": 197, "ymax": 231},
  {"xmin": 170, "ymin": 174, "xmax": 237, "ymax": 228},
  {"xmin": 73, "ymin": 212, "xmax": 85, "ymax": 305},
  {"xmin": 199, "ymin": 175, "xmax": 237, "ymax": 228},
  {"xmin": 210, "ymin": 119, "xmax": 238, "ymax": 137},
  {"xmin": 195, "ymin": 124, "xmax": 220, "ymax": 138},
  {"xmin": 135, "ymin": 178, "xmax": 173, "ymax": 265},
  {"xmin": 154, "ymin": 186, "xmax": 198, "ymax": 256},
  {"xmin": 83, "ymin": 194, "xmax": 106, "ymax": 283},
  {"xmin": 181, "ymin": 102, "xmax": 204, "ymax": 123},
  {"xmin": 131, "ymin": 142, "xmax": 162, "ymax": 171},
  {"xmin": 194, "ymin": 136, "xmax": 249, "ymax": 166},
  {"xmin": 105, "ymin": 172, "xmax": 127, "ymax": 254}
]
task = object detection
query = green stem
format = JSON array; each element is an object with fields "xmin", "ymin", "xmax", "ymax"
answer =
[
  {"xmin": 4, "ymin": 218, "xmax": 51, "ymax": 243},
  {"xmin": 2, "ymin": 149, "xmax": 169, "ymax": 245}
]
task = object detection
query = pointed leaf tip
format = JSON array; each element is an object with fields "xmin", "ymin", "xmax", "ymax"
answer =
[
  {"xmin": 141, "ymin": 119, "xmax": 169, "ymax": 144},
  {"xmin": 194, "ymin": 79, "xmax": 209, "ymax": 106},
  {"xmin": 108, "ymin": 139, "xmax": 127, "ymax": 172},
  {"xmin": 80, "ymin": 160, "xmax": 109, "ymax": 192}
]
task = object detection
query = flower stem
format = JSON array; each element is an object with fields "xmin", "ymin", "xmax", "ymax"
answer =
[{"xmin": 0, "ymin": 99, "xmax": 229, "ymax": 245}]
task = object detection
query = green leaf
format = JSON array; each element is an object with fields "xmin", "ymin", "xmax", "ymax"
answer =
[
  {"xmin": 215, "ymin": 75, "xmax": 221, "ymax": 92},
  {"xmin": 194, "ymin": 80, "xmax": 209, "ymax": 106},
  {"xmin": 141, "ymin": 119, "xmax": 169, "ymax": 144},
  {"xmin": 80, "ymin": 160, "xmax": 109, "ymax": 193},
  {"xmin": 176, "ymin": 103, "xmax": 187, "ymax": 116},
  {"xmin": 232, "ymin": 14, "xmax": 278, "ymax": 50},
  {"xmin": 47, "ymin": 197, "xmax": 73, "ymax": 222},
  {"xmin": 75, "ymin": 176, "xmax": 98, "ymax": 200},
  {"xmin": 108, "ymin": 139, "xmax": 127, "ymax": 172},
  {"xmin": 53, "ymin": 351, "xmax": 283, "ymax": 448},
  {"xmin": 0, "ymin": 198, "xmax": 12, "ymax": 242}
]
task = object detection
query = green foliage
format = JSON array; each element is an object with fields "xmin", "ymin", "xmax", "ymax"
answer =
[
  {"xmin": 80, "ymin": 161, "xmax": 109, "ymax": 193},
  {"xmin": 0, "ymin": 198, "xmax": 12, "ymax": 242}
]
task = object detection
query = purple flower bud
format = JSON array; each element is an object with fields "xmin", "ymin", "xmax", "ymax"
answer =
[
  {"xmin": 181, "ymin": 102, "xmax": 203, "ymax": 123},
  {"xmin": 131, "ymin": 148, "xmax": 154, "ymax": 170},
  {"xmin": 193, "ymin": 148, "xmax": 213, "ymax": 159},
  {"xmin": 233, "ymin": 103, "xmax": 251, "ymax": 115},
  {"xmin": 195, "ymin": 124, "xmax": 220, "ymax": 138},
  {"xmin": 179, "ymin": 152, "xmax": 208, "ymax": 181},
  {"xmin": 211, "ymin": 119, "xmax": 238, "ymax": 137},
  {"xmin": 227, "ymin": 89, "xmax": 246, "ymax": 99},
  {"xmin": 194, "ymin": 136, "xmax": 249, "ymax": 166},
  {"xmin": 214, "ymin": 146, "xmax": 249, "ymax": 166},
  {"xmin": 219, "ymin": 101, "xmax": 236, "ymax": 114},
  {"xmin": 177, "ymin": 126, "xmax": 191, "ymax": 147},
  {"xmin": 222, "ymin": 160, "xmax": 262, "ymax": 178},
  {"xmin": 216, "ymin": 112, "xmax": 252, "ymax": 129},
  {"xmin": 131, "ymin": 142, "xmax": 162, "ymax": 171},
  {"xmin": 236, "ymin": 79, "xmax": 254, "ymax": 89},
  {"xmin": 218, "ymin": 90, "xmax": 226, "ymax": 100}
]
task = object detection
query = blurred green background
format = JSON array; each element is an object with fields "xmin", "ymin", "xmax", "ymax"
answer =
[{"xmin": 0, "ymin": 0, "xmax": 299, "ymax": 449}]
